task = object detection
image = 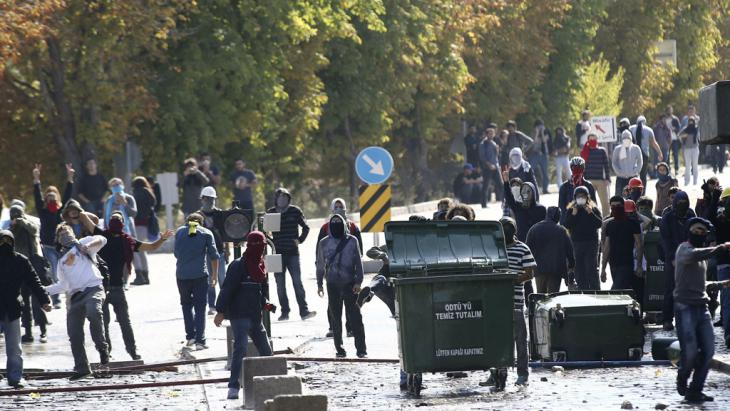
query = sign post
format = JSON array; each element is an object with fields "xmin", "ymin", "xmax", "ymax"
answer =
[
  {"xmin": 356, "ymin": 147, "xmax": 394, "ymax": 245},
  {"xmin": 590, "ymin": 116, "xmax": 617, "ymax": 144},
  {"xmin": 156, "ymin": 172, "xmax": 179, "ymax": 231}
]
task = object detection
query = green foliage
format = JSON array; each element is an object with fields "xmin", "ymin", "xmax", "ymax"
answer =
[
  {"xmin": 570, "ymin": 56, "xmax": 624, "ymax": 120},
  {"xmin": 2, "ymin": 0, "xmax": 730, "ymax": 214}
]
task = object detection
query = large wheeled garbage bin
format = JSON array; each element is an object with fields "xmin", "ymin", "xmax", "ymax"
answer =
[
  {"xmin": 528, "ymin": 291, "xmax": 645, "ymax": 362},
  {"xmin": 386, "ymin": 220, "xmax": 518, "ymax": 396},
  {"xmin": 642, "ymin": 229, "xmax": 666, "ymax": 323}
]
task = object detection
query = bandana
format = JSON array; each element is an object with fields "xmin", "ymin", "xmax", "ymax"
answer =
[
  {"xmin": 47, "ymin": 201, "xmax": 61, "ymax": 214},
  {"xmin": 244, "ymin": 231, "xmax": 267, "ymax": 283},
  {"xmin": 571, "ymin": 165, "xmax": 585, "ymax": 187}
]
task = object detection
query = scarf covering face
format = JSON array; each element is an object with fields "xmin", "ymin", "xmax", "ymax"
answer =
[
  {"xmin": 244, "ymin": 231, "xmax": 267, "ymax": 283},
  {"xmin": 571, "ymin": 164, "xmax": 585, "ymax": 187},
  {"xmin": 47, "ymin": 201, "xmax": 60, "ymax": 214},
  {"xmin": 105, "ymin": 218, "xmax": 136, "ymax": 273}
]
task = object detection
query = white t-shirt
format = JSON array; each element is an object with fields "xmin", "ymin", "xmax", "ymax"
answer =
[
  {"xmin": 46, "ymin": 235, "xmax": 107, "ymax": 296},
  {"xmin": 665, "ymin": 117, "xmax": 677, "ymax": 141}
]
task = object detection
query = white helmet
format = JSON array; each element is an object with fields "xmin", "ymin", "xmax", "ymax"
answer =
[{"xmin": 200, "ymin": 186, "xmax": 217, "ymax": 199}]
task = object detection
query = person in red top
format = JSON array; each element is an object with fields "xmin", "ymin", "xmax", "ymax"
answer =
[{"xmin": 316, "ymin": 198, "xmax": 363, "ymax": 338}]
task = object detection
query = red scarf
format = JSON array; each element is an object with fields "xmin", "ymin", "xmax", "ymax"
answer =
[
  {"xmin": 580, "ymin": 139, "xmax": 597, "ymax": 161},
  {"xmin": 47, "ymin": 201, "xmax": 60, "ymax": 214},
  {"xmin": 244, "ymin": 231, "xmax": 267, "ymax": 282},
  {"xmin": 571, "ymin": 165, "xmax": 585, "ymax": 187}
]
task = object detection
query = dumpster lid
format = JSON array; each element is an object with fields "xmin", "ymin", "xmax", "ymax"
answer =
[{"xmin": 384, "ymin": 220, "xmax": 509, "ymax": 275}]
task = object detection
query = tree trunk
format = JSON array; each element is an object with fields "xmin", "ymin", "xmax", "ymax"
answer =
[
  {"xmin": 45, "ymin": 37, "xmax": 82, "ymax": 172},
  {"xmin": 344, "ymin": 116, "xmax": 359, "ymax": 209},
  {"xmin": 411, "ymin": 94, "xmax": 432, "ymax": 203}
]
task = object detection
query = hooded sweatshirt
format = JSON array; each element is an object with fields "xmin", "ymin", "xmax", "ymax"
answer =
[
  {"xmin": 316, "ymin": 198, "xmax": 363, "ymax": 255},
  {"xmin": 611, "ymin": 142, "xmax": 643, "ymax": 178},
  {"xmin": 0, "ymin": 231, "xmax": 50, "ymax": 322},
  {"xmin": 659, "ymin": 191, "xmax": 696, "ymax": 264},
  {"xmin": 526, "ymin": 207, "xmax": 575, "ymax": 278},
  {"xmin": 504, "ymin": 181, "xmax": 546, "ymax": 242},
  {"xmin": 316, "ymin": 215, "xmax": 363, "ymax": 288},
  {"xmin": 507, "ymin": 148, "xmax": 539, "ymax": 201}
]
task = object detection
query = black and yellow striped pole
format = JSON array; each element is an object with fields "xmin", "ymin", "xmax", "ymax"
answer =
[{"xmin": 359, "ymin": 184, "xmax": 392, "ymax": 233}]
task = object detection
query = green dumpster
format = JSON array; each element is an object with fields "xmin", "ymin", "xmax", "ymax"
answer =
[
  {"xmin": 642, "ymin": 229, "xmax": 665, "ymax": 322},
  {"xmin": 386, "ymin": 220, "xmax": 518, "ymax": 394}
]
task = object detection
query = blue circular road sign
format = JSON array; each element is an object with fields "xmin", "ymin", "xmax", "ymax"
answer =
[{"xmin": 355, "ymin": 146, "xmax": 394, "ymax": 185}]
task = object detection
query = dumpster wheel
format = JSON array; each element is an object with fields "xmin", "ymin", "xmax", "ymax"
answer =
[{"xmin": 407, "ymin": 373, "xmax": 422, "ymax": 396}]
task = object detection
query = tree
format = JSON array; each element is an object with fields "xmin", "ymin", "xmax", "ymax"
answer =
[
  {"xmin": 540, "ymin": 0, "xmax": 609, "ymax": 127},
  {"xmin": 570, "ymin": 57, "xmax": 624, "ymax": 121}
]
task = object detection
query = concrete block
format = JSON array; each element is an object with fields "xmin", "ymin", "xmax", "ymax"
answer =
[
  {"xmin": 226, "ymin": 325, "xmax": 264, "ymax": 370},
  {"xmin": 273, "ymin": 394, "xmax": 328, "ymax": 411},
  {"xmin": 252, "ymin": 375, "xmax": 302, "ymax": 411},
  {"xmin": 243, "ymin": 357, "xmax": 288, "ymax": 408}
]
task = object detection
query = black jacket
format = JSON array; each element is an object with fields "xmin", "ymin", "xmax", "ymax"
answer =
[
  {"xmin": 526, "ymin": 209, "xmax": 575, "ymax": 278},
  {"xmin": 504, "ymin": 181, "xmax": 546, "ymax": 242},
  {"xmin": 558, "ymin": 180, "xmax": 596, "ymax": 224},
  {"xmin": 34, "ymin": 181, "xmax": 73, "ymax": 246},
  {"xmin": 0, "ymin": 252, "xmax": 50, "ymax": 321},
  {"xmin": 563, "ymin": 205, "xmax": 603, "ymax": 243},
  {"xmin": 660, "ymin": 191, "xmax": 696, "ymax": 265},
  {"xmin": 216, "ymin": 258, "xmax": 268, "ymax": 320}
]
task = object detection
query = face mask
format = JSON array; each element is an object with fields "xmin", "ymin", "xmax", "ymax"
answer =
[
  {"xmin": 610, "ymin": 205, "xmax": 626, "ymax": 220},
  {"xmin": 511, "ymin": 186, "xmax": 522, "ymax": 202},
  {"xmin": 0, "ymin": 242, "xmax": 13, "ymax": 256},
  {"xmin": 639, "ymin": 209, "xmax": 653, "ymax": 219},
  {"xmin": 276, "ymin": 196, "xmax": 290, "ymax": 209},
  {"xmin": 676, "ymin": 201, "xmax": 689, "ymax": 216},
  {"xmin": 689, "ymin": 233, "xmax": 707, "ymax": 248},
  {"xmin": 630, "ymin": 189, "xmax": 642, "ymax": 201},
  {"xmin": 57, "ymin": 230, "xmax": 78, "ymax": 249},
  {"xmin": 330, "ymin": 220, "xmax": 345, "ymax": 239},
  {"xmin": 111, "ymin": 185, "xmax": 124, "ymax": 194},
  {"xmin": 622, "ymin": 139, "xmax": 631, "ymax": 148},
  {"xmin": 503, "ymin": 225, "xmax": 516, "ymax": 244},
  {"xmin": 333, "ymin": 207, "xmax": 346, "ymax": 218},
  {"xmin": 576, "ymin": 197, "xmax": 587, "ymax": 206},
  {"xmin": 201, "ymin": 197, "xmax": 215, "ymax": 212},
  {"xmin": 109, "ymin": 218, "xmax": 124, "ymax": 234},
  {"xmin": 47, "ymin": 201, "xmax": 60, "ymax": 214},
  {"xmin": 188, "ymin": 221, "xmax": 199, "ymax": 237}
]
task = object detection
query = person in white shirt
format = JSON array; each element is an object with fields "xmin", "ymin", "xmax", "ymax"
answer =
[{"xmin": 45, "ymin": 224, "xmax": 109, "ymax": 381}]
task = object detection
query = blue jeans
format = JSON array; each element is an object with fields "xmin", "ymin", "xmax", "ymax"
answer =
[
  {"xmin": 42, "ymin": 245, "xmax": 61, "ymax": 305},
  {"xmin": 0, "ymin": 318, "xmax": 23, "ymax": 385},
  {"xmin": 274, "ymin": 254, "xmax": 309, "ymax": 317},
  {"xmin": 719, "ymin": 264, "xmax": 730, "ymax": 340},
  {"xmin": 177, "ymin": 277, "xmax": 208, "ymax": 344},
  {"xmin": 670, "ymin": 140, "xmax": 681, "ymax": 173},
  {"xmin": 207, "ymin": 256, "xmax": 227, "ymax": 309},
  {"xmin": 674, "ymin": 302, "xmax": 715, "ymax": 395},
  {"xmin": 228, "ymin": 317, "xmax": 273, "ymax": 389},
  {"xmin": 531, "ymin": 153, "xmax": 549, "ymax": 193}
]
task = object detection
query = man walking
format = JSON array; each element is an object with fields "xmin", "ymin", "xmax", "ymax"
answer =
[
  {"xmin": 526, "ymin": 207, "xmax": 575, "ymax": 293},
  {"xmin": 0, "ymin": 230, "xmax": 51, "ymax": 388},
  {"xmin": 660, "ymin": 191, "xmax": 696, "ymax": 331},
  {"xmin": 673, "ymin": 218, "xmax": 730, "ymax": 403},
  {"xmin": 316, "ymin": 215, "xmax": 366, "ymax": 358},
  {"xmin": 267, "ymin": 188, "xmax": 316, "ymax": 321},
  {"xmin": 479, "ymin": 124, "xmax": 503, "ymax": 205},
  {"xmin": 601, "ymin": 197, "xmax": 643, "ymax": 293},
  {"xmin": 174, "ymin": 213, "xmax": 219, "ymax": 350},
  {"xmin": 612, "ymin": 130, "xmax": 643, "ymax": 197},
  {"xmin": 197, "ymin": 186, "xmax": 228, "ymax": 314},
  {"xmin": 229, "ymin": 159, "xmax": 257, "ymax": 220},
  {"xmin": 46, "ymin": 224, "xmax": 109, "ymax": 380},
  {"xmin": 214, "ymin": 231, "xmax": 274, "ymax": 400},
  {"xmin": 629, "ymin": 115, "xmax": 663, "ymax": 187}
]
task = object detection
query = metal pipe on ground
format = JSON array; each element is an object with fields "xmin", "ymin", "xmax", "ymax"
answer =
[
  {"xmin": 529, "ymin": 360, "xmax": 672, "ymax": 368},
  {"xmin": 0, "ymin": 378, "xmax": 229, "ymax": 397}
]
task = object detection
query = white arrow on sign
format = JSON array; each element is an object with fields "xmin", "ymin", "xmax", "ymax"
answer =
[{"xmin": 362, "ymin": 154, "xmax": 385, "ymax": 176}]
